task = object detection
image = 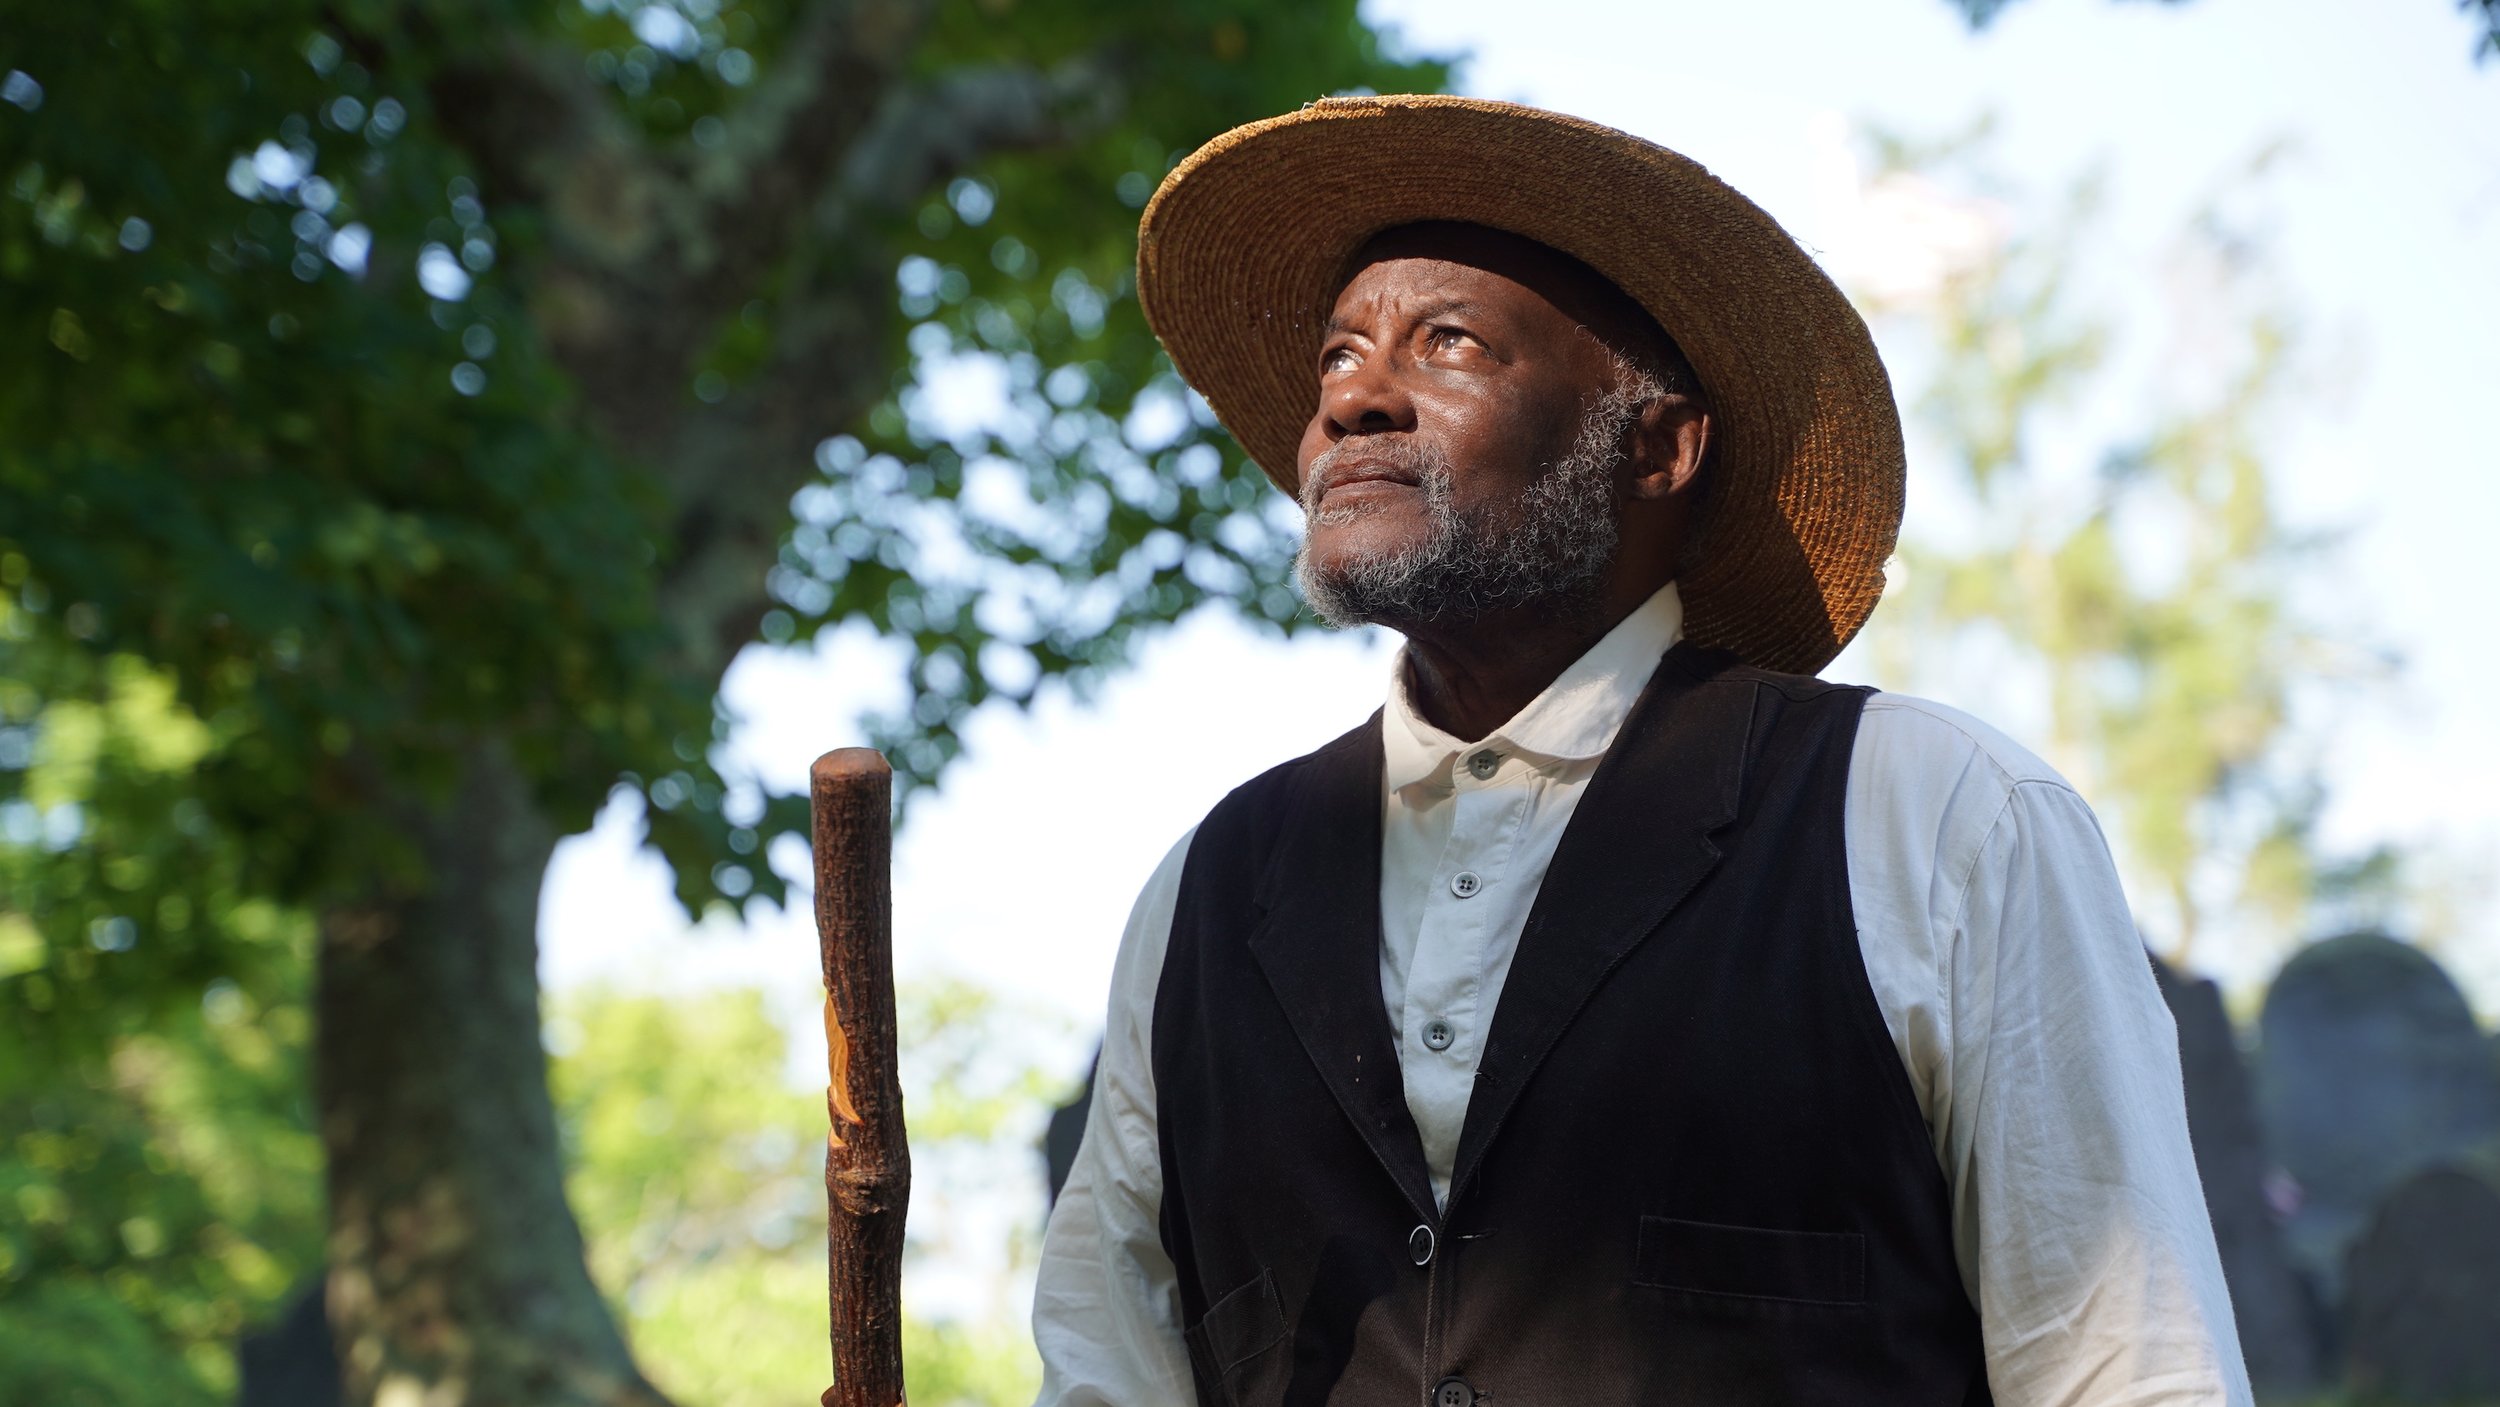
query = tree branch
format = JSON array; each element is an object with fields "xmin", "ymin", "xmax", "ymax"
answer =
[
  {"xmin": 653, "ymin": 58, "xmax": 1127, "ymax": 667},
  {"xmin": 408, "ymin": 13, "xmax": 1129, "ymax": 678},
  {"xmin": 425, "ymin": 34, "xmax": 674, "ymax": 273},
  {"xmin": 656, "ymin": 288, "xmax": 892, "ymax": 672},
  {"xmin": 826, "ymin": 58, "xmax": 1124, "ymax": 218},
  {"xmin": 743, "ymin": 57, "xmax": 1126, "ymax": 425},
  {"xmin": 411, "ymin": 1, "xmax": 942, "ymax": 447},
  {"xmin": 416, "ymin": 31, "xmax": 709, "ymax": 446},
  {"xmin": 685, "ymin": 0, "xmax": 939, "ymax": 291}
]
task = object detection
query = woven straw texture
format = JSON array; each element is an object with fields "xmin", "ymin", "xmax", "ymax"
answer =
[{"xmin": 1136, "ymin": 94, "xmax": 1904, "ymax": 675}]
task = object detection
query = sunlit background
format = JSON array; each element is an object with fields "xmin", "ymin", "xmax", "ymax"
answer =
[{"xmin": 9, "ymin": 0, "xmax": 2499, "ymax": 1403}]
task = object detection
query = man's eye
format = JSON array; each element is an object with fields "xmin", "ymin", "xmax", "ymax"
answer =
[
  {"xmin": 1321, "ymin": 347, "xmax": 1358, "ymax": 374},
  {"xmin": 1427, "ymin": 327, "xmax": 1479, "ymax": 355}
]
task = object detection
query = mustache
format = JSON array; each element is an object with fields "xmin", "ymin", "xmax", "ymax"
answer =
[{"xmin": 1299, "ymin": 436, "xmax": 1449, "ymax": 510}]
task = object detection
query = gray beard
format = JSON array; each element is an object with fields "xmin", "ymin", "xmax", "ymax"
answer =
[{"xmin": 1294, "ymin": 388, "xmax": 1640, "ymax": 631}]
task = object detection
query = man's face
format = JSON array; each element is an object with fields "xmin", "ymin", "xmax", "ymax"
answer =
[{"xmin": 1292, "ymin": 226, "xmax": 1644, "ymax": 630}]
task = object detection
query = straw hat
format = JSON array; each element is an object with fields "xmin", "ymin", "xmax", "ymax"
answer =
[{"xmin": 1135, "ymin": 94, "xmax": 1903, "ymax": 676}]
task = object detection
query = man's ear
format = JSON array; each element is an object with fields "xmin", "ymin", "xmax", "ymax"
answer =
[{"xmin": 1625, "ymin": 394, "xmax": 1710, "ymax": 502}]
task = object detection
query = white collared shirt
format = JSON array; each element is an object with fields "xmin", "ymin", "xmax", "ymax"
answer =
[
  {"xmin": 1378, "ymin": 584, "xmax": 1687, "ymax": 1207},
  {"xmin": 1034, "ymin": 582, "xmax": 2252, "ymax": 1407}
]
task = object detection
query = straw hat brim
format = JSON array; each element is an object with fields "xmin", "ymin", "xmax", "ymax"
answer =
[{"xmin": 1135, "ymin": 94, "xmax": 1904, "ymax": 675}]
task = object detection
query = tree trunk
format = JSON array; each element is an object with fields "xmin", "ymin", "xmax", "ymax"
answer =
[
  {"xmin": 292, "ymin": 23, "xmax": 1109, "ymax": 1404},
  {"xmin": 316, "ymin": 741, "xmax": 672, "ymax": 1407}
]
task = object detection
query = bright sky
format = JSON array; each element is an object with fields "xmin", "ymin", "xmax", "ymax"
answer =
[{"xmin": 538, "ymin": 0, "xmax": 2500, "ymax": 1317}]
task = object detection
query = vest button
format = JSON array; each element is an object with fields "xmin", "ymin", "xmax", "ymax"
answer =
[
  {"xmin": 1449, "ymin": 870, "xmax": 1483, "ymax": 899},
  {"xmin": 1408, "ymin": 1223, "xmax": 1435, "ymax": 1266},
  {"xmin": 1431, "ymin": 1377, "xmax": 1476, "ymax": 1407}
]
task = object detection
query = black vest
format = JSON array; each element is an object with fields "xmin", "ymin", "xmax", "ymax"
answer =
[{"xmin": 1151, "ymin": 646, "xmax": 1989, "ymax": 1407}]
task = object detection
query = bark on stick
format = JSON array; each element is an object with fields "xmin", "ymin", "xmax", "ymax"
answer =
[{"xmin": 812, "ymin": 748, "xmax": 909, "ymax": 1407}]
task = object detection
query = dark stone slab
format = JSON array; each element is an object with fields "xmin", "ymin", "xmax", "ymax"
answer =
[
  {"xmin": 2255, "ymin": 933, "xmax": 2500, "ymax": 1304},
  {"xmin": 2343, "ymin": 1163, "xmax": 2500, "ymax": 1403},
  {"xmin": 2154, "ymin": 957, "xmax": 2324, "ymax": 1394},
  {"xmin": 235, "ymin": 1279, "xmax": 339, "ymax": 1407},
  {"xmin": 1044, "ymin": 1050, "xmax": 1098, "ymax": 1209}
]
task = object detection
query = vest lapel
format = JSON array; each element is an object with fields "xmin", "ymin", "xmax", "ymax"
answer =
[
  {"xmin": 1246, "ymin": 714, "xmax": 1442, "ymax": 1225},
  {"xmin": 1446, "ymin": 645, "xmax": 1758, "ymax": 1208}
]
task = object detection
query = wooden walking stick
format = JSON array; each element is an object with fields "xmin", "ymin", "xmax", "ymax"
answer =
[{"xmin": 812, "ymin": 748, "xmax": 910, "ymax": 1407}]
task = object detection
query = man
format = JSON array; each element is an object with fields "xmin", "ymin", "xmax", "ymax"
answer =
[{"xmin": 1035, "ymin": 96, "xmax": 2248, "ymax": 1406}]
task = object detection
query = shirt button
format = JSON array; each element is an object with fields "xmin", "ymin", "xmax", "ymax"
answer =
[
  {"xmin": 1432, "ymin": 1378, "xmax": 1477, "ymax": 1407},
  {"xmin": 1449, "ymin": 870, "xmax": 1482, "ymax": 899},
  {"xmin": 1421, "ymin": 1018, "xmax": 1454, "ymax": 1051},
  {"xmin": 1409, "ymin": 1223, "xmax": 1436, "ymax": 1266},
  {"xmin": 1466, "ymin": 749, "xmax": 1500, "ymax": 779}
]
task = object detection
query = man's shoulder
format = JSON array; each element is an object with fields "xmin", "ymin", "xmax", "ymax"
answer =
[
  {"xmin": 1853, "ymin": 691, "xmax": 2073, "ymax": 796},
  {"xmin": 1842, "ymin": 696, "xmax": 2116, "ymax": 942},
  {"xmin": 1696, "ymin": 662, "xmax": 2081, "ymax": 831}
]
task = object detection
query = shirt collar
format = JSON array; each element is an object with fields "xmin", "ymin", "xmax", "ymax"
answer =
[{"xmin": 1382, "ymin": 581, "xmax": 1685, "ymax": 793}]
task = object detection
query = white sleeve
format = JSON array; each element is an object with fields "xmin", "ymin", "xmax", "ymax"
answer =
[
  {"xmin": 1849, "ymin": 697, "xmax": 2250, "ymax": 1406},
  {"xmin": 1031, "ymin": 829, "xmax": 1197, "ymax": 1407},
  {"xmin": 1950, "ymin": 778, "xmax": 2251, "ymax": 1406}
]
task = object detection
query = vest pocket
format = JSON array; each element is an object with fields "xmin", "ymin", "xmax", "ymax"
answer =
[
  {"xmin": 1633, "ymin": 1216, "xmax": 1867, "ymax": 1305},
  {"xmin": 1184, "ymin": 1266, "xmax": 1288, "ymax": 1395}
]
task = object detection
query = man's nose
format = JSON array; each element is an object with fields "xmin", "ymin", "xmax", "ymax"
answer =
[{"xmin": 1322, "ymin": 356, "xmax": 1417, "ymax": 439}]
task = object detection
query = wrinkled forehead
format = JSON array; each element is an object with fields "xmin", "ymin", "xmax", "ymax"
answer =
[{"xmin": 1330, "ymin": 221, "xmax": 1673, "ymax": 365}]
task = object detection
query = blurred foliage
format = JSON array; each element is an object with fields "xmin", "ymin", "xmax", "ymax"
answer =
[
  {"xmin": 0, "ymin": 963, "xmax": 321, "ymax": 1406},
  {"xmin": 550, "ymin": 979, "xmax": 1070, "ymax": 1407},
  {"xmin": 1945, "ymin": 0, "xmax": 2500, "ymax": 64},
  {"xmin": 2, "ymin": 0, "xmax": 675, "ymax": 909},
  {"xmin": 0, "ymin": 0, "xmax": 1440, "ymax": 1013},
  {"xmin": 1852, "ymin": 130, "xmax": 2397, "ymax": 967},
  {"xmin": 1944, "ymin": 0, "xmax": 2186, "ymax": 27},
  {"xmin": 0, "ymin": 967, "xmax": 1070, "ymax": 1405},
  {"xmin": 2, "ymin": 0, "xmax": 1437, "ymax": 1395}
]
